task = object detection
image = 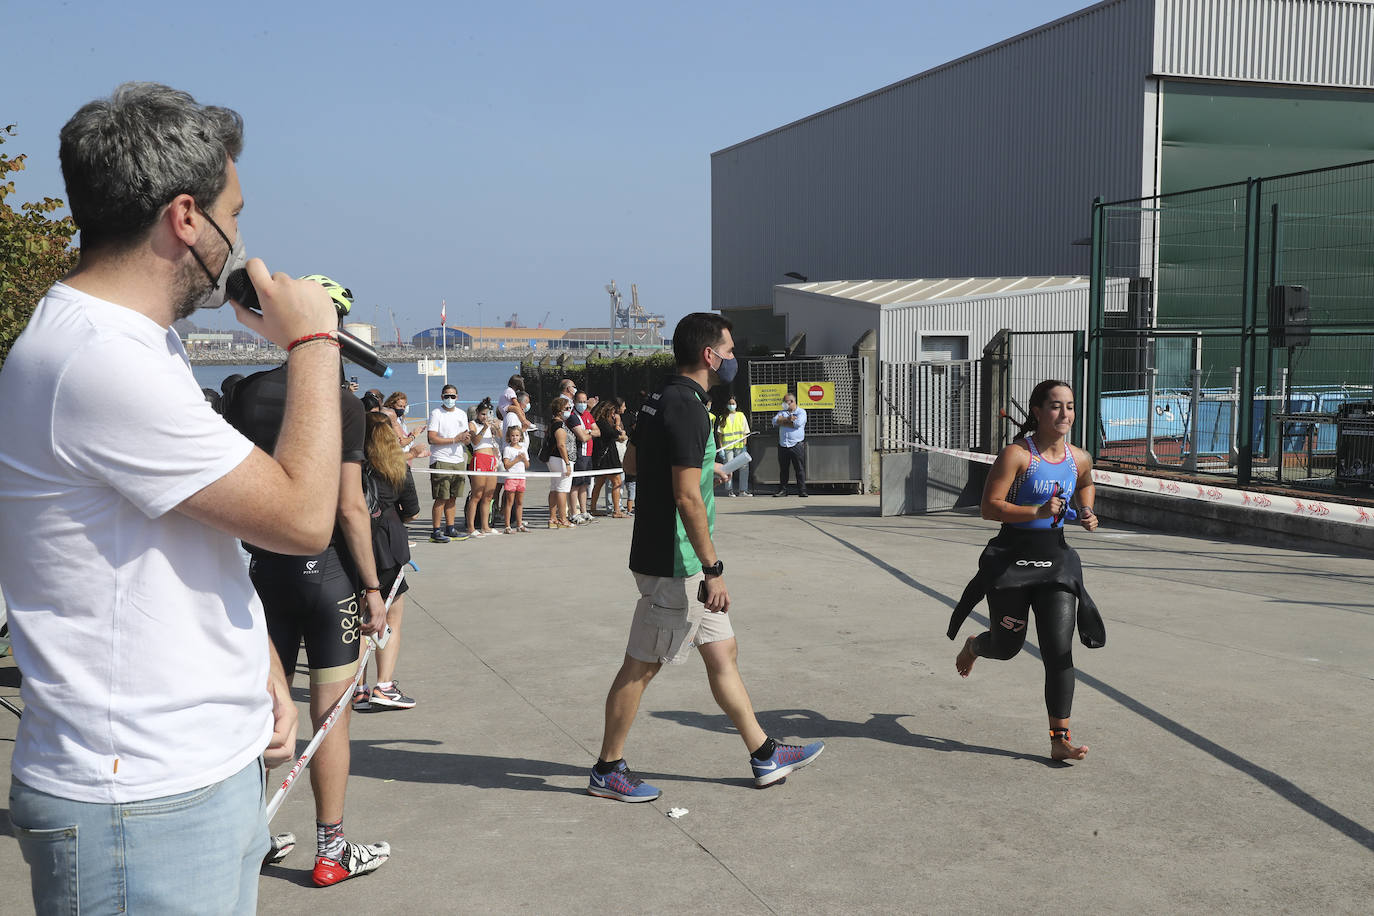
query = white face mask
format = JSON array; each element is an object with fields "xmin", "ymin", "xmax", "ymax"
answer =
[{"xmin": 191, "ymin": 223, "xmax": 247, "ymax": 311}]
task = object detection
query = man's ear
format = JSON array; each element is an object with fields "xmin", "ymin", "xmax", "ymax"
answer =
[{"xmin": 165, "ymin": 193, "xmax": 200, "ymax": 246}]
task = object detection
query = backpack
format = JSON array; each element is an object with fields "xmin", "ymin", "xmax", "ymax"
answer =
[{"xmin": 362, "ymin": 464, "xmax": 383, "ymax": 527}]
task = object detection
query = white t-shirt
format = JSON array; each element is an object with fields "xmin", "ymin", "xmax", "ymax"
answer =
[
  {"xmin": 0, "ymin": 283, "xmax": 268, "ymax": 804},
  {"xmin": 497, "ymin": 385, "xmax": 517, "ymax": 417},
  {"xmin": 428, "ymin": 405, "xmax": 468, "ymax": 462},
  {"xmin": 502, "ymin": 445, "xmax": 528, "ymax": 475}
]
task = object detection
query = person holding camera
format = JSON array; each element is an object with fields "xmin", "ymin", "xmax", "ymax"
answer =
[
  {"xmin": 465, "ymin": 397, "xmax": 503, "ymax": 538},
  {"xmin": 0, "ymin": 82, "xmax": 341, "ymax": 913},
  {"xmin": 587, "ymin": 313, "xmax": 824, "ymax": 803}
]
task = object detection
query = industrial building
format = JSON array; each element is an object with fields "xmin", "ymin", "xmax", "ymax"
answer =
[
  {"xmin": 410, "ymin": 326, "xmax": 568, "ymax": 350},
  {"xmin": 712, "ymin": 0, "xmax": 1374, "ymax": 349}
]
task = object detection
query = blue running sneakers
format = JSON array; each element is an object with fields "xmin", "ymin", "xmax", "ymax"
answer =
[
  {"xmin": 751, "ymin": 741, "xmax": 824, "ymax": 787},
  {"xmin": 587, "ymin": 760, "xmax": 661, "ymax": 803}
]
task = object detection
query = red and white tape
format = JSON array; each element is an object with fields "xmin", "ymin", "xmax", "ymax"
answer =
[{"xmin": 900, "ymin": 442, "xmax": 1374, "ymax": 528}]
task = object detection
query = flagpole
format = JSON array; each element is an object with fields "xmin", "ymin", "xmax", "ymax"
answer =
[{"xmin": 441, "ymin": 298, "xmax": 448, "ymax": 387}]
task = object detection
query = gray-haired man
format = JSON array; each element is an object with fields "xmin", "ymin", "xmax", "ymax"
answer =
[{"xmin": 0, "ymin": 83, "xmax": 345, "ymax": 912}]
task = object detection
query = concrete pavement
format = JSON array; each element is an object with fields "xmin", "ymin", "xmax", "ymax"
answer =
[{"xmin": 2, "ymin": 490, "xmax": 1372, "ymax": 913}]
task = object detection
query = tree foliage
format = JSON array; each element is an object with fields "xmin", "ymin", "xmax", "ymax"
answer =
[{"xmin": 0, "ymin": 124, "xmax": 79, "ymax": 367}]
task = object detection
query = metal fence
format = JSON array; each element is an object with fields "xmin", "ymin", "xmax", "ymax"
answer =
[
  {"xmin": 878, "ymin": 359, "xmax": 981, "ymax": 451},
  {"xmin": 1006, "ymin": 330, "xmax": 1082, "ymax": 440},
  {"xmin": 746, "ymin": 355, "xmax": 867, "ymax": 488},
  {"xmin": 878, "ymin": 330, "xmax": 1081, "ymax": 454},
  {"xmin": 1089, "ymin": 158, "xmax": 1374, "ymax": 493},
  {"xmin": 746, "ymin": 355, "xmax": 864, "ymax": 436}
]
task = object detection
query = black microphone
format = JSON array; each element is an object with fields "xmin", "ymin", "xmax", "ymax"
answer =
[{"xmin": 226, "ymin": 268, "xmax": 392, "ymax": 378}]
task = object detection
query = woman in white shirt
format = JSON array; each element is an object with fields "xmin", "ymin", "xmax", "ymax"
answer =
[
  {"xmin": 465, "ymin": 398, "xmax": 503, "ymax": 537},
  {"xmin": 543, "ymin": 396, "xmax": 575, "ymax": 529}
]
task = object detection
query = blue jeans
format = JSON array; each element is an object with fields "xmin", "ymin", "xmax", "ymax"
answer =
[
  {"xmin": 720, "ymin": 447, "xmax": 750, "ymax": 493},
  {"xmin": 10, "ymin": 757, "xmax": 268, "ymax": 915}
]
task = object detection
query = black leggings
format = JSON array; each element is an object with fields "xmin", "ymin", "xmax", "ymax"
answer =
[{"xmin": 974, "ymin": 585, "xmax": 1076, "ymax": 719}]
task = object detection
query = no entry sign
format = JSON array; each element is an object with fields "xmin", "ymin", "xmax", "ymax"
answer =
[{"xmin": 799, "ymin": 381, "xmax": 834, "ymax": 409}]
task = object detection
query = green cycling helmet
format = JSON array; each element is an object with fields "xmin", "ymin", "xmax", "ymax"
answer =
[{"xmin": 299, "ymin": 274, "xmax": 354, "ymax": 316}]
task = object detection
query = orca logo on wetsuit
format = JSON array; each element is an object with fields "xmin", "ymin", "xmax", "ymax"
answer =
[{"xmin": 1014, "ymin": 559, "xmax": 1053, "ymax": 568}]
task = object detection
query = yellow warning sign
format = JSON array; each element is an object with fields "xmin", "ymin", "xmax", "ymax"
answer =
[
  {"xmin": 749, "ymin": 384, "xmax": 789, "ymax": 413},
  {"xmin": 799, "ymin": 381, "xmax": 834, "ymax": 410}
]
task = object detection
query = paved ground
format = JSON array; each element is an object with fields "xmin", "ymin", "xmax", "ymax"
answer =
[{"xmin": 2, "ymin": 490, "xmax": 1372, "ymax": 913}]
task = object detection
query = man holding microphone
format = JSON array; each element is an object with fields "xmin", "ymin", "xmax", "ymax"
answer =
[{"xmin": 0, "ymin": 82, "xmax": 346, "ymax": 913}]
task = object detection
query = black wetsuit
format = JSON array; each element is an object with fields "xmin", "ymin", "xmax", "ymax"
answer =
[{"xmin": 947, "ymin": 439, "xmax": 1105, "ymax": 719}]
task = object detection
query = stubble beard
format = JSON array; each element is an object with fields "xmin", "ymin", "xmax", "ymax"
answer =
[{"xmin": 172, "ymin": 256, "xmax": 214, "ymax": 322}]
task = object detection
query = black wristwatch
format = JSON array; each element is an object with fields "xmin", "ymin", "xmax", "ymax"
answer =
[{"xmin": 702, "ymin": 560, "xmax": 724, "ymax": 578}]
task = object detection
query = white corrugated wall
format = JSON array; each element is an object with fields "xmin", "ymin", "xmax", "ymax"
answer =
[
  {"xmin": 1155, "ymin": 0, "xmax": 1374, "ymax": 87},
  {"xmin": 878, "ymin": 285, "xmax": 1090, "ymax": 364}
]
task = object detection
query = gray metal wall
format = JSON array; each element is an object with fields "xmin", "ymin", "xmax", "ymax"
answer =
[
  {"xmin": 712, "ymin": 0, "xmax": 1374, "ymax": 315},
  {"xmin": 711, "ymin": 0, "xmax": 1154, "ymax": 311},
  {"xmin": 771, "ymin": 288, "xmax": 881, "ymax": 356}
]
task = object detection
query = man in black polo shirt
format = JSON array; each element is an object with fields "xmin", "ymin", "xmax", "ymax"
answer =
[{"xmin": 587, "ymin": 313, "xmax": 824, "ymax": 803}]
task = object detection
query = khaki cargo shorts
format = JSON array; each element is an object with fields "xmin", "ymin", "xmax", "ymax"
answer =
[
  {"xmin": 625, "ymin": 572, "xmax": 734, "ymax": 665},
  {"xmin": 430, "ymin": 459, "xmax": 469, "ymax": 500}
]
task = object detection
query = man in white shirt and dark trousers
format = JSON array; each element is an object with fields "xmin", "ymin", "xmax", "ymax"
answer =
[
  {"xmin": 773, "ymin": 392, "xmax": 808, "ymax": 497},
  {"xmin": 0, "ymin": 82, "xmax": 344, "ymax": 914}
]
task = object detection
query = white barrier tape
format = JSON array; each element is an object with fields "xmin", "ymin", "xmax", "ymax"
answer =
[
  {"xmin": 897, "ymin": 441, "xmax": 1374, "ymax": 528},
  {"xmin": 407, "ymin": 465, "xmax": 623, "ymax": 480}
]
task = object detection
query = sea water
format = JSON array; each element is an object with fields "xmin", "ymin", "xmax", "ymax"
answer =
[{"xmin": 192, "ymin": 358, "xmax": 522, "ymax": 416}]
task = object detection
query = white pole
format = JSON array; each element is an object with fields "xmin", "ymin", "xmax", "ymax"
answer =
[{"xmin": 442, "ymin": 324, "xmax": 448, "ymax": 387}]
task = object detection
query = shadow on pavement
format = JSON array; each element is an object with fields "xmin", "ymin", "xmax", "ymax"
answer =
[
  {"xmin": 801, "ymin": 514, "xmax": 1374, "ymax": 852},
  {"xmin": 348, "ymin": 739, "xmax": 586, "ymax": 794},
  {"xmin": 649, "ymin": 708, "xmax": 1044, "ymax": 766}
]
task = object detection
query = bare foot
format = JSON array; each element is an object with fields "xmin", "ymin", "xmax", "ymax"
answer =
[
  {"xmin": 1050, "ymin": 730, "xmax": 1088, "ymax": 761},
  {"xmin": 955, "ymin": 636, "xmax": 977, "ymax": 677}
]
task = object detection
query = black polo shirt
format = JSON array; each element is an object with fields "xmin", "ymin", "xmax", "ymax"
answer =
[{"xmin": 627, "ymin": 375, "xmax": 715, "ymax": 578}]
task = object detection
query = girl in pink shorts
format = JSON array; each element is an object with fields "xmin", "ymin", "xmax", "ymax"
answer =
[{"xmin": 501, "ymin": 426, "xmax": 530, "ymax": 532}]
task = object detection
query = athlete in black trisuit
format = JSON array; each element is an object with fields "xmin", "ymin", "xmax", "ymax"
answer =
[
  {"xmin": 223, "ymin": 276, "xmax": 392, "ymax": 885},
  {"xmin": 947, "ymin": 379, "xmax": 1105, "ymax": 762}
]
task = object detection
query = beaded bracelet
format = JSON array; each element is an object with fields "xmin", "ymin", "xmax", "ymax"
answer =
[{"xmin": 286, "ymin": 331, "xmax": 337, "ymax": 352}]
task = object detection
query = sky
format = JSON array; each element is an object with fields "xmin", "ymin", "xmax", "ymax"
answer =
[{"xmin": 6, "ymin": 0, "xmax": 1088, "ymax": 340}]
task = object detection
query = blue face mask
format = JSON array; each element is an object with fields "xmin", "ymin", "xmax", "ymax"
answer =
[
  {"xmin": 709, "ymin": 348, "xmax": 738, "ymax": 384},
  {"xmin": 442, "ymin": 397, "xmax": 457, "ymax": 408},
  {"xmin": 562, "ymin": 409, "xmax": 572, "ymax": 420},
  {"xmin": 727, "ymin": 404, "xmax": 737, "ymax": 412}
]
